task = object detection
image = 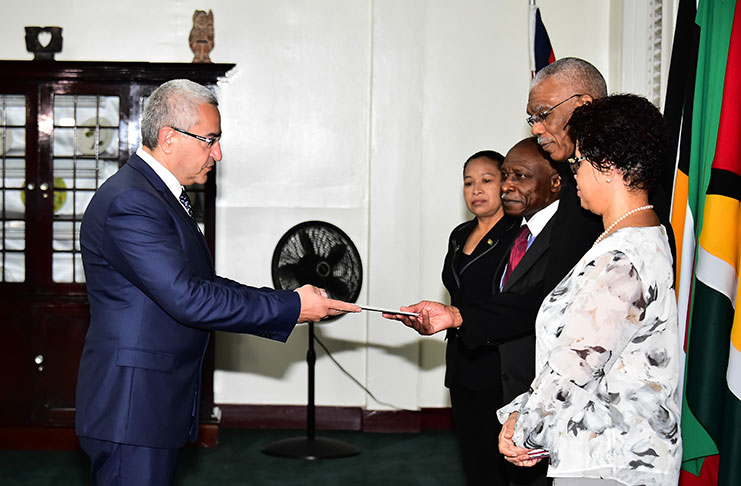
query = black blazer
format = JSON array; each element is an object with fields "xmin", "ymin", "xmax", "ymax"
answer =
[
  {"xmin": 456, "ymin": 187, "xmax": 603, "ymax": 403},
  {"xmin": 442, "ymin": 214, "xmax": 520, "ymax": 391}
]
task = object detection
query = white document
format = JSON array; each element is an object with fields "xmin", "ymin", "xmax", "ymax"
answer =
[{"xmin": 359, "ymin": 305, "xmax": 419, "ymax": 317}]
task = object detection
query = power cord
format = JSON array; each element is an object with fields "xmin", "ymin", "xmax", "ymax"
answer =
[{"xmin": 313, "ymin": 334, "xmax": 417, "ymax": 412}]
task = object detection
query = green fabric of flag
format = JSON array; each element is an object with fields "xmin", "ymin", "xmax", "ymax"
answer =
[{"xmin": 680, "ymin": 1, "xmax": 741, "ymax": 485}]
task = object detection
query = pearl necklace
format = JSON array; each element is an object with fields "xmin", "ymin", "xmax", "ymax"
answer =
[{"xmin": 594, "ymin": 205, "xmax": 654, "ymax": 246}]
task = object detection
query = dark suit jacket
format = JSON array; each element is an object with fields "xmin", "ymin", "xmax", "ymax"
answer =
[
  {"xmin": 441, "ymin": 215, "xmax": 520, "ymax": 391},
  {"xmin": 456, "ymin": 187, "xmax": 604, "ymax": 403},
  {"xmin": 75, "ymin": 154, "xmax": 301, "ymax": 449}
]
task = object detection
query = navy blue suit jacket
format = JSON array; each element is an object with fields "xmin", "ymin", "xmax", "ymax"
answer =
[{"xmin": 75, "ymin": 154, "xmax": 301, "ymax": 449}]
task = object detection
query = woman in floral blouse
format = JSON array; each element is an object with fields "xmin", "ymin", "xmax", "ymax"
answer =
[{"xmin": 497, "ymin": 94, "xmax": 682, "ymax": 486}]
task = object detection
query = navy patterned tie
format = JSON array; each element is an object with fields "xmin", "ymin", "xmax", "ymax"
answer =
[{"xmin": 179, "ymin": 188, "xmax": 194, "ymax": 219}]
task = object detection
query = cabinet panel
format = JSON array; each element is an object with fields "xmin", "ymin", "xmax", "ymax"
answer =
[
  {"xmin": 0, "ymin": 303, "xmax": 88, "ymax": 426},
  {"xmin": 0, "ymin": 305, "xmax": 35, "ymax": 425},
  {"xmin": 33, "ymin": 304, "xmax": 90, "ymax": 424}
]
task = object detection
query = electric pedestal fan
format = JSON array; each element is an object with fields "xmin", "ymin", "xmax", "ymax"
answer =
[{"xmin": 262, "ymin": 221, "xmax": 363, "ymax": 460}]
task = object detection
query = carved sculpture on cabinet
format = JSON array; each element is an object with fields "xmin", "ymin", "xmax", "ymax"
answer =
[{"xmin": 189, "ymin": 10, "xmax": 215, "ymax": 63}]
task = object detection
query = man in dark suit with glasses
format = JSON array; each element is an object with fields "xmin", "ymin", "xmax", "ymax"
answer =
[{"xmin": 75, "ymin": 79, "xmax": 359, "ymax": 485}]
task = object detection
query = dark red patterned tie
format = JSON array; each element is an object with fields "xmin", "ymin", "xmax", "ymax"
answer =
[{"xmin": 502, "ymin": 225, "xmax": 531, "ymax": 286}]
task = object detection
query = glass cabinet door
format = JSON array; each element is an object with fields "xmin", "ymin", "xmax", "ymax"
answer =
[
  {"xmin": 0, "ymin": 94, "xmax": 26, "ymax": 284},
  {"xmin": 0, "ymin": 84, "xmax": 212, "ymax": 291},
  {"xmin": 51, "ymin": 94, "xmax": 121, "ymax": 283},
  {"xmin": 0, "ymin": 84, "xmax": 128, "ymax": 294}
]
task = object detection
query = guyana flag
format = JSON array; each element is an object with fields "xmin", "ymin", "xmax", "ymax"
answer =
[{"xmin": 666, "ymin": 0, "xmax": 741, "ymax": 484}]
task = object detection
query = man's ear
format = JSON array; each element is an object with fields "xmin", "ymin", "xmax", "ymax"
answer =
[
  {"xmin": 158, "ymin": 126, "xmax": 175, "ymax": 154},
  {"xmin": 578, "ymin": 94, "xmax": 593, "ymax": 106},
  {"xmin": 551, "ymin": 172, "xmax": 562, "ymax": 193}
]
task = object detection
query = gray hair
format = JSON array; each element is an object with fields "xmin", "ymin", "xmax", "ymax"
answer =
[
  {"xmin": 531, "ymin": 57, "xmax": 607, "ymax": 99},
  {"xmin": 140, "ymin": 79, "xmax": 218, "ymax": 149}
]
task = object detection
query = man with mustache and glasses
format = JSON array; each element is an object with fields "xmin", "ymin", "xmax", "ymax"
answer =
[
  {"xmin": 525, "ymin": 57, "xmax": 607, "ymax": 292},
  {"xmin": 526, "ymin": 58, "xmax": 674, "ymax": 292}
]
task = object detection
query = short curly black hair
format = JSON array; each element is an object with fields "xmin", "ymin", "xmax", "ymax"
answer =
[{"xmin": 567, "ymin": 94, "xmax": 667, "ymax": 191}]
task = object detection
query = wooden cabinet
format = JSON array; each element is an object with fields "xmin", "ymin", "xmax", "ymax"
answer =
[{"xmin": 0, "ymin": 61, "xmax": 234, "ymax": 448}]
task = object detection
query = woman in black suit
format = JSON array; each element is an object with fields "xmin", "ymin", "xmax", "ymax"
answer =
[{"xmin": 442, "ymin": 150, "xmax": 520, "ymax": 486}]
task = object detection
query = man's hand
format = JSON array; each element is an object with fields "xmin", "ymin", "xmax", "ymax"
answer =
[
  {"xmin": 498, "ymin": 412, "xmax": 545, "ymax": 467},
  {"xmin": 382, "ymin": 300, "xmax": 462, "ymax": 335},
  {"xmin": 295, "ymin": 284, "xmax": 361, "ymax": 322}
]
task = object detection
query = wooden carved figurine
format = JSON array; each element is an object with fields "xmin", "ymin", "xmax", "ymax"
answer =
[{"xmin": 189, "ymin": 10, "xmax": 214, "ymax": 63}]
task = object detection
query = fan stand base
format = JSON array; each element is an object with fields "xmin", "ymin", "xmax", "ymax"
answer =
[{"xmin": 262, "ymin": 436, "xmax": 360, "ymax": 460}]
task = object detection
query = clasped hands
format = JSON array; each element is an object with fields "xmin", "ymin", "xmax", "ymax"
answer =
[{"xmin": 498, "ymin": 412, "xmax": 546, "ymax": 467}]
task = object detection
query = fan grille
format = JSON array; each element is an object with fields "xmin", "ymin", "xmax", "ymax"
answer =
[{"xmin": 271, "ymin": 221, "xmax": 362, "ymax": 303}]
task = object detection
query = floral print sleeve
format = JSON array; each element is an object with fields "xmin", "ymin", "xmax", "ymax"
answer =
[{"xmin": 513, "ymin": 251, "xmax": 646, "ymax": 448}]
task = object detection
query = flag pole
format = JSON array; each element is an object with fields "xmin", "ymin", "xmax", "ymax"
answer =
[{"xmin": 529, "ymin": 0, "xmax": 537, "ymax": 77}]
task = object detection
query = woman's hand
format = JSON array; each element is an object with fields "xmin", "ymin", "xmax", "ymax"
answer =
[{"xmin": 498, "ymin": 412, "xmax": 546, "ymax": 467}]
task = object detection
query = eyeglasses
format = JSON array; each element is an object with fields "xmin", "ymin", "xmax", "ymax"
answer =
[
  {"xmin": 171, "ymin": 127, "xmax": 221, "ymax": 147},
  {"xmin": 526, "ymin": 94, "xmax": 584, "ymax": 127},
  {"xmin": 567, "ymin": 155, "xmax": 587, "ymax": 175}
]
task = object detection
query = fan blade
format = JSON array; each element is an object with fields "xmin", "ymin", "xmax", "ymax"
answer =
[
  {"xmin": 277, "ymin": 263, "xmax": 301, "ymax": 282},
  {"xmin": 324, "ymin": 276, "xmax": 352, "ymax": 301},
  {"xmin": 297, "ymin": 229, "xmax": 316, "ymax": 257},
  {"xmin": 325, "ymin": 243, "xmax": 347, "ymax": 265}
]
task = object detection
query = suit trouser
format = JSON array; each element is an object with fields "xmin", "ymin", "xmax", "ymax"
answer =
[
  {"xmin": 450, "ymin": 386, "xmax": 509, "ymax": 485},
  {"xmin": 79, "ymin": 436, "xmax": 179, "ymax": 486},
  {"xmin": 450, "ymin": 387, "xmax": 550, "ymax": 486}
]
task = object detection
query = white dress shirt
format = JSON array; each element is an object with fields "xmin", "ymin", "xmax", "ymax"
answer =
[
  {"xmin": 136, "ymin": 147, "xmax": 190, "ymax": 215},
  {"xmin": 500, "ymin": 199, "xmax": 560, "ymax": 290}
]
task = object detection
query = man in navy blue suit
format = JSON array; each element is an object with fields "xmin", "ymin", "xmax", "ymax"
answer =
[{"xmin": 75, "ymin": 79, "xmax": 360, "ymax": 485}]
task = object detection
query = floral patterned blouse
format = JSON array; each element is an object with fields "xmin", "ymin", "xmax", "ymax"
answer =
[{"xmin": 497, "ymin": 225, "xmax": 682, "ymax": 486}]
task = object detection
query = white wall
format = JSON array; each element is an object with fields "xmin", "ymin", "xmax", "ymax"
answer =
[{"xmin": 0, "ymin": 0, "xmax": 615, "ymax": 410}]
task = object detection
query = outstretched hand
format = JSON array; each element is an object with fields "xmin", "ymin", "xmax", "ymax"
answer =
[
  {"xmin": 498, "ymin": 412, "xmax": 545, "ymax": 467},
  {"xmin": 382, "ymin": 300, "xmax": 462, "ymax": 335},
  {"xmin": 295, "ymin": 284, "xmax": 361, "ymax": 322}
]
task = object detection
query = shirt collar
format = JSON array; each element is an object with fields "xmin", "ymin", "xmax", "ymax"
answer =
[
  {"xmin": 522, "ymin": 199, "xmax": 559, "ymax": 240},
  {"xmin": 136, "ymin": 147, "xmax": 183, "ymax": 200}
]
